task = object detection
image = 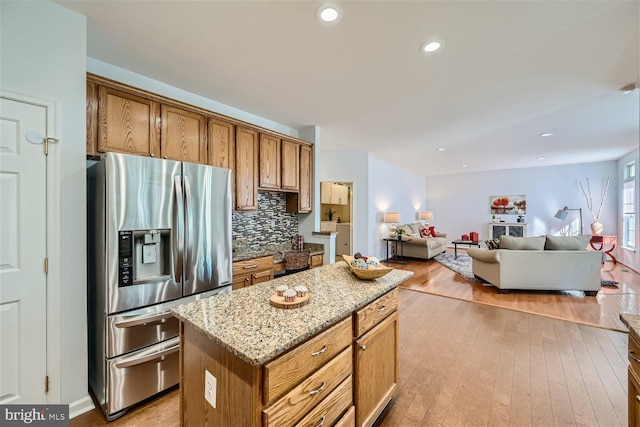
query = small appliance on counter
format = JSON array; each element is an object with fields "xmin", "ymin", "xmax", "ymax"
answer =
[{"xmin": 87, "ymin": 153, "xmax": 233, "ymax": 420}]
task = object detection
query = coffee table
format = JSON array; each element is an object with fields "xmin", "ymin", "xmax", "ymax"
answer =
[{"xmin": 452, "ymin": 239, "xmax": 480, "ymax": 258}]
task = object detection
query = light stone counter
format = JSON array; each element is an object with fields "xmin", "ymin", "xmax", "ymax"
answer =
[
  {"xmin": 621, "ymin": 313, "xmax": 640, "ymax": 343},
  {"xmin": 172, "ymin": 261, "xmax": 413, "ymax": 365}
]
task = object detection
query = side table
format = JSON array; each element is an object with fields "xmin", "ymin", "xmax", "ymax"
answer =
[
  {"xmin": 590, "ymin": 235, "xmax": 617, "ymax": 264},
  {"xmin": 452, "ymin": 240, "xmax": 481, "ymax": 259},
  {"xmin": 383, "ymin": 238, "xmax": 410, "ymax": 264}
]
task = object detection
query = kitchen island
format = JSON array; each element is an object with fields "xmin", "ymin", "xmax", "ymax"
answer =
[
  {"xmin": 620, "ymin": 314, "xmax": 640, "ymax": 427},
  {"xmin": 172, "ymin": 261, "xmax": 413, "ymax": 426}
]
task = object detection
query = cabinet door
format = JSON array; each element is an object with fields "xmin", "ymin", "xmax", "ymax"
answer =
[
  {"xmin": 160, "ymin": 105, "xmax": 207, "ymax": 164},
  {"xmin": 235, "ymin": 127, "xmax": 259, "ymax": 211},
  {"xmin": 320, "ymin": 182, "xmax": 333, "ymax": 204},
  {"xmin": 208, "ymin": 118, "xmax": 235, "ymax": 169},
  {"xmin": 332, "ymin": 184, "xmax": 348, "ymax": 205},
  {"xmin": 354, "ymin": 312, "xmax": 398, "ymax": 427},
  {"xmin": 630, "ymin": 368, "xmax": 640, "ymax": 427},
  {"xmin": 281, "ymin": 140, "xmax": 300, "ymax": 191},
  {"xmin": 259, "ymin": 133, "xmax": 281, "ymax": 190},
  {"xmin": 232, "ymin": 273, "xmax": 251, "ymax": 290},
  {"xmin": 252, "ymin": 269, "xmax": 273, "ymax": 285},
  {"xmin": 298, "ymin": 144, "xmax": 313, "ymax": 213},
  {"xmin": 97, "ymin": 86, "xmax": 160, "ymax": 157},
  {"xmin": 86, "ymin": 80, "xmax": 98, "ymax": 156}
]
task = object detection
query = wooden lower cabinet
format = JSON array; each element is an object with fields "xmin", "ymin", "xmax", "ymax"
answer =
[
  {"xmin": 310, "ymin": 254, "xmax": 323, "ymax": 269},
  {"xmin": 179, "ymin": 290, "xmax": 397, "ymax": 426},
  {"xmin": 232, "ymin": 256, "xmax": 274, "ymax": 290}
]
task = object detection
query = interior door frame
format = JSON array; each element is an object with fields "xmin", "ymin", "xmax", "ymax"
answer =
[{"xmin": 1, "ymin": 89, "xmax": 61, "ymax": 404}]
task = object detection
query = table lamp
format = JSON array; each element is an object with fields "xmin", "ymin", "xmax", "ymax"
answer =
[
  {"xmin": 419, "ymin": 211, "xmax": 434, "ymax": 225},
  {"xmin": 385, "ymin": 212, "xmax": 401, "ymax": 236}
]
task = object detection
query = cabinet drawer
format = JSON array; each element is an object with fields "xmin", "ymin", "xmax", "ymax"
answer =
[
  {"xmin": 334, "ymin": 406, "xmax": 355, "ymax": 427},
  {"xmin": 294, "ymin": 376, "xmax": 353, "ymax": 427},
  {"xmin": 354, "ymin": 289, "xmax": 398, "ymax": 338},
  {"xmin": 630, "ymin": 335, "xmax": 640, "ymax": 376},
  {"xmin": 310, "ymin": 254, "xmax": 323, "ymax": 268},
  {"xmin": 232, "ymin": 256, "xmax": 274, "ymax": 276},
  {"xmin": 263, "ymin": 347, "xmax": 352, "ymax": 427},
  {"xmin": 264, "ymin": 317, "xmax": 352, "ymax": 405}
]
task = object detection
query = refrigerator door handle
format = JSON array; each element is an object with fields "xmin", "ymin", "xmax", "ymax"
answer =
[
  {"xmin": 173, "ymin": 175, "xmax": 184, "ymax": 284},
  {"xmin": 114, "ymin": 311, "xmax": 174, "ymax": 328},
  {"xmin": 114, "ymin": 340, "xmax": 180, "ymax": 369},
  {"xmin": 184, "ymin": 175, "xmax": 193, "ymax": 282}
]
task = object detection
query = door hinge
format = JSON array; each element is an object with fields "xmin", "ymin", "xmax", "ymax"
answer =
[
  {"xmin": 45, "ymin": 376, "xmax": 49, "ymax": 393},
  {"xmin": 43, "ymin": 137, "xmax": 59, "ymax": 156},
  {"xmin": 44, "ymin": 257, "xmax": 49, "ymax": 274}
]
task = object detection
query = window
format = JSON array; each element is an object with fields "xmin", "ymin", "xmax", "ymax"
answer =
[{"xmin": 623, "ymin": 161, "xmax": 636, "ymax": 249}]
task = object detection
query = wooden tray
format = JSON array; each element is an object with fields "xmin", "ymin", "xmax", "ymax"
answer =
[
  {"xmin": 342, "ymin": 255, "xmax": 393, "ymax": 280},
  {"xmin": 269, "ymin": 293, "xmax": 310, "ymax": 309}
]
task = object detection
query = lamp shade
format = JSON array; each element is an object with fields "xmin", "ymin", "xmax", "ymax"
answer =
[
  {"xmin": 554, "ymin": 207, "xmax": 569, "ymax": 220},
  {"xmin": 384, "ymin": 212, "xmax": 401, "ymax": 223},
  {"xmin": 419, "ymin": 211, "xmax": 434, "ymax": 221}
]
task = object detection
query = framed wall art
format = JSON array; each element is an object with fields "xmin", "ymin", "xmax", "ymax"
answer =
[{"xmin": 490, "ymin": 195, "xmax": 526, "ymax": 214}]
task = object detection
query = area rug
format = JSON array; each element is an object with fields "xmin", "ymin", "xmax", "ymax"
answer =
[{"xmin": 433, "ymin": 253, "xmax": 481, "ymax": 282}]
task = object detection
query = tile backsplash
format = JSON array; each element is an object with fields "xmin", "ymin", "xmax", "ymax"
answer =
[{"xmin": 232, "ymin": 192, "xmax": 299, "ymax": 250}]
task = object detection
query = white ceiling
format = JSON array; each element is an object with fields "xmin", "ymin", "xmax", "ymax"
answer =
[{"xmin": 57, "ymin": 0, "xmax": 639, "ymax": 176}]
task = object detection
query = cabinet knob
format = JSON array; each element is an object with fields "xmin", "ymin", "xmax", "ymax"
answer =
[
  {"xmin": 163, "ymin": 155, "xmax": 168, "ymax": 159},
  {"xmin": 637, "ymin": 395, "xmax": 640, "ymax": 403},
  {"xmin": 150, "ymin": 153, "xmax": 155, "ymax": 157},
  {"xmin": 360, "ymin": 344, "xmax": 367, "ymax": 351},
  {"xmin": 377, "ymin": 305, "xmax": 386, "ymax": 312},
  {"xmin": 314, "ymin": 416, "xmax": 326, "ymax": 427},
  {"xmin": 311, "ymin": 344, "xmax": 327, "ymax": 357},
  {"xmin": 308, "ymin": 381, "xmax": 326, "ymax": 395},
  {"xmin": 630, "ymin": 350, "xmax": 640, "ymax": 364}
]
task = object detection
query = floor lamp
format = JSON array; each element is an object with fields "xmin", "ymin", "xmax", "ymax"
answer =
[{"xmin": 554, "ymin": 206, "xmax": 583, "ymax": 235}]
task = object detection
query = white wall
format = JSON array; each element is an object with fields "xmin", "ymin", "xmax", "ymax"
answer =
[
  {"xmin": 617, "ymin": 149, "xmax": 640, "ymax": 271},
  {"xmin": 1, "ymin": 0, "xmax": 88, "ymax": 410},
  {"xmin": 368, "ymin": 157, "xmax": 428, "ymax": 259},
  {"xmin": 319, "ymin": 152, "xmax": 369, "ymax": 256},
  {"xmin": 426, "ymin": 160, "xmax": 618, "ymax": 246}
]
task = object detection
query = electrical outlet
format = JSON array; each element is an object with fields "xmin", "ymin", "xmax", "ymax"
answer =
[
  {"xmin": 204, "ymin": 370, "xmax": 217, "ymax": 408},
  {"xmin": 271, "ymin": 220, "xmax": 276, "ymax": 228},
  {"xmin": 286, "ymin": 220, "xmax": 291, "ymax": 226}
]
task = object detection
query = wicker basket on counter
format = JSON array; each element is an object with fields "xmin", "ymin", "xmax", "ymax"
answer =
[{"xmin": 281, "ymin": 249, "xmax": 310, "ymax": 271}]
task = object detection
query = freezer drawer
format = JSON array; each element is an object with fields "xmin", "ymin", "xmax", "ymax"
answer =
[
  {"xmin": 106, "ymin": 337, "xmax": 179, "ymax": 416},
  {"xmin": 106, "ymin": 306, "xmax": 179, "ymax": 358}
]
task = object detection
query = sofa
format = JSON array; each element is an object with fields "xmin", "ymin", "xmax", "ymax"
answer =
[
  {"xmin": 394, "ymin": 222, "xmax": 447, "ymax": 260},
  {"xmin": 467, "ymin": 235, "xmax": 604, "ymax": 295}
]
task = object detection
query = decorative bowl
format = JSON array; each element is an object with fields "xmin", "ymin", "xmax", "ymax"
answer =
[{"xmin": 342, "ymin": 255, "xmax": 393, "ymax": 280}]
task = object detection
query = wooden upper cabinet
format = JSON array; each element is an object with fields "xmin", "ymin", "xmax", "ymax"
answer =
[
  {"xmin": 259, "ymin": 133, "xmax": 281, "ymax": 190},
  {"xmin": 281, "ymin": 140, "xmax": 300, "ymax": 191},
  {"xmin": 86, "ymin": 80, "xmax": 98, "ymax": 156},
  {"xmin": 97, "ymin": 86, "xmax": 160, "ymax": 157},
  {"xmin": 160, "ymin": 105, "xmax": 207, "ymax": 164},
  {"xmin": 208, "ymin": 118, "xmax": 235, "ymax": 169},
  {"xmin": 235, "ymin": 127, "xmax": 259, "ymax": 211},
  {"xmin": 299, "ymin": 144, "xmax": 313, "ymax": 213}
]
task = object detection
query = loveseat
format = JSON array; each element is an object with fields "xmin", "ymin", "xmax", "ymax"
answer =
[
  {"xmin": 394, "ymin": 222, "xmax": 447, "ymax": 260},
  {"xmin": 467, "ymin": 235, "xmax": 604, "ymax": 295}
]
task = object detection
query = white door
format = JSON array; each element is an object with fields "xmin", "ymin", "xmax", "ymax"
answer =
[{"xmin": 0, "ymin": 97, "xmax": 48, "ymax": 403}]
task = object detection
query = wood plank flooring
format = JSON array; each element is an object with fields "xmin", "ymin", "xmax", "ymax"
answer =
[
  {"xmin": 396, "ymin": 248, "xmax": 640, "ymax": 332},
  {"xmin": 72, "ymin": 253, "xmax": 637, "ymax": 426}
]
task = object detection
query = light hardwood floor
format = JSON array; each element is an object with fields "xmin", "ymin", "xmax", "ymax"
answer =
[{"xmin": 72, "ymin": 254, "xmax": 637, "ymax": 426}]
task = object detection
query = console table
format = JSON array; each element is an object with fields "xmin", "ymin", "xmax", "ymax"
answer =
[{"xmin": 590, "ymin": 235, "xmax": 617, "ymax": 264}]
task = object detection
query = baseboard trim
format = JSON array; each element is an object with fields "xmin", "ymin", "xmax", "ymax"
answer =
[{"xmin": 69, "ymin": 395, "xmax": 95, "ymax": 419}]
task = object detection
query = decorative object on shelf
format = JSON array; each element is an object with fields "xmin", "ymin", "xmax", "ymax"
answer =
[
  {"xmin": 326, "ymin": 208, "xmax": 335, "ymax": 221},
  {"xmin": 384, "ymin": 212, "xmax": 401, "ymax": 236},
  {"xmin": 579, "ymin": 176, "xmax": 610, "ymax": 236},
  {"xmin": 419, "ymin": 211, "xmax": 434, "ymax": 225},
  {"xmin": 461, "ymin": 234, "xmax": 470, "ymax": 240},
  {"xmin": 395, "ymin": 227, "xmax": 405, "ymax": 240},
  {"xmin": 517, "ymin": 215, "xmax": 525, "ymax": 223},
  {"xmin": 490, "ymin": 195, "xmax": 526, "ymax": 214},
  {"xmin": 470, "ymin": 231, "xmax": 479, "ymax": 242},
  {"xmin": 491, "ymin": 214, "xmax": 497, "ymax": 223},
  {"xmin": 554, "ymin": 206, "xmax": 583, "ymax": 235}
]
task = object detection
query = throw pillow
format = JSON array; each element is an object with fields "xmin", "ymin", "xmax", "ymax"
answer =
[
  {"xmin": 420, "ymin": 227, "xmax": 432, "ymax": 238},
  {"xmin": 499, "ymin": 235, "xmax": 546, "ymax": 250},
  {"xmin": 544, "ymin": 235, "xmax": 590, "ymax": 250},
  {"xmin": 410, "ymin": 222, "xmax": 423, "ymax": 234},
  {"xmin": 485, "ymin": 239, "xmax": 500, "ymax": 250},
  {"xmin": 429, "ymin": 226, "xmax": 436, "ymax": 236}
]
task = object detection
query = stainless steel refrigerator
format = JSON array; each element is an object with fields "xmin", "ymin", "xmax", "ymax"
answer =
[{"xmin": 87, "ymin": 152, "xmax": 232, "ymax": 420}]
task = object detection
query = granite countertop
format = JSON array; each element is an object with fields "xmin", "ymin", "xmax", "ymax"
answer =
[
  {"xmin": 620, "ymin": 314, "xmax": 640, "ymax": 343},
  {"xmin": 233, "ymin": 242, "xmax": 324, "ymax": 263},
  {"xmin": 172, "ymin": 261, "xmax": 413, "ymax": 365}
]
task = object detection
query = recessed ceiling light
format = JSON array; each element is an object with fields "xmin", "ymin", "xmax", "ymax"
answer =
[
  {"xmin": 317, "ymin": 5, "xmax": 341, "ymax": 22},
  {"xmin": 437, "ymin": 148, "xmax": 445, "ymax": 151},
  {"xmin": 539, "ymin": 132, "xmax": 554, "ymax": 137},
  {"xmin": 461, "ymin": 164, "xmax": 468, "ymax": 168},
  {"xmin": 537, "ymin": 157, "xmax": 545, "ymax": 160},
  {"xmin": 620, "ymin": 83, "xmax": 638, "ymax": 94},
  {"xmin": 420, "ymin": 41, "xmax": 441, "ymax": 53}
]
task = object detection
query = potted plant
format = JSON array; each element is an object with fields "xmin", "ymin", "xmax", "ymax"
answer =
[
  {"xmin": 395, "ymin": 227, "xmax": 405, "ymax": 240},
  {"xmin": 326, "ymin": 208, "xmax": 335, "ymax": 221}
]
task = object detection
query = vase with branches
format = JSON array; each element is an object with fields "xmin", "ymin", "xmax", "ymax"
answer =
[{"xmin": 579, "ymin": 176, "xmax": 610, "ymax": 235}]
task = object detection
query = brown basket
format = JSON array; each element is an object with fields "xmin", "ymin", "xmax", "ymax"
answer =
[
  {"xmin": 342, "ymin": 255, "xmax": 393, "ymax": 280},
  {"xmin": 282, "ymin": 250, "xmax": 310, "ymax": 271}
]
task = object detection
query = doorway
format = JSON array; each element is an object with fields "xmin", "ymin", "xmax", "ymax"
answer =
[{"xmin": 320, "ymin": 181, "xmax": 353, "ymax": 261}]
